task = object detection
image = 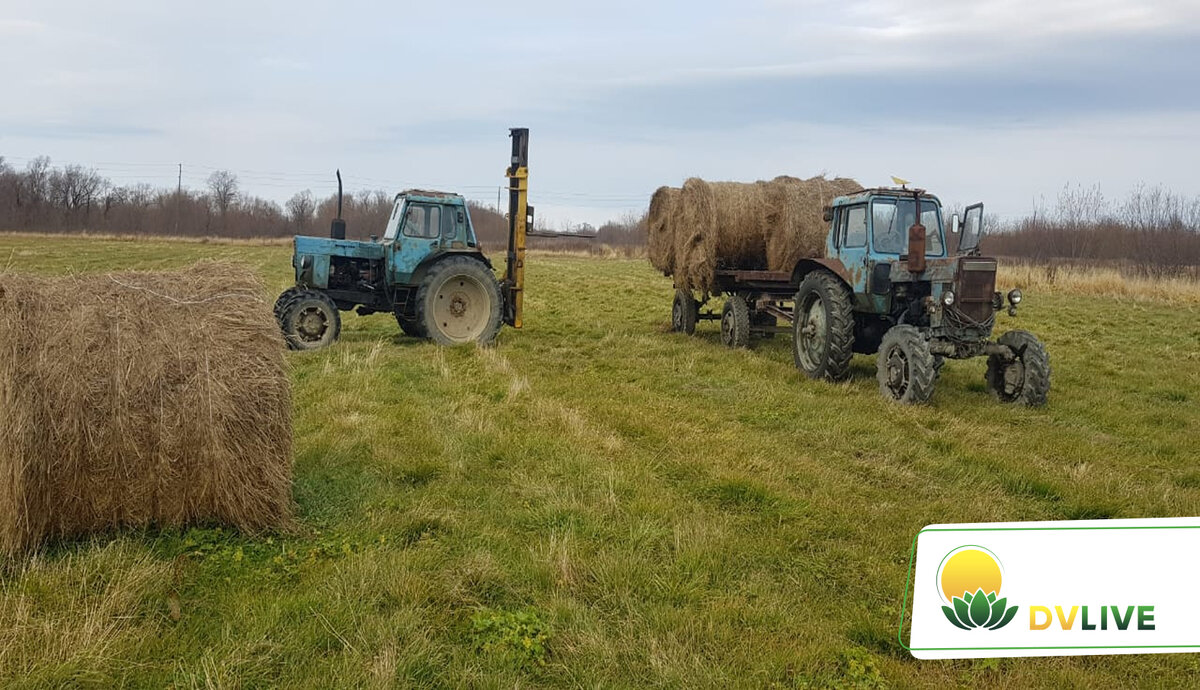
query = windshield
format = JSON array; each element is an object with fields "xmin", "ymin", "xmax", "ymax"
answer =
[
  {"xmin": 382, "ymin": 200, "xmax": 403, "ymax": 241},
  {"xmin": 870, "ymin": 198, "xmax": 944, "ymax": 256}
]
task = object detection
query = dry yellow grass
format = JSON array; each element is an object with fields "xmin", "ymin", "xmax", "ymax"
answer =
[{"xmin": 999, "ymin": 262, "xmax": 1200, "ymax": 304}]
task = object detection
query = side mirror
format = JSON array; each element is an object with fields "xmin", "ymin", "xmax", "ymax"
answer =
[
  {"xmin": 951, "ymin": 213, "xmax": 961, "ymax": 234},
  {"xmin": 370, "ymin": 234, "xmax": 378, "ymax": 243},
  {"xmin": 822, "ymin": 208, "xmax": 833, "ymax": 223}
]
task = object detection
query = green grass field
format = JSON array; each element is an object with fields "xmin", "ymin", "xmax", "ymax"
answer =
[{"xmin": 2, "ymin": 234, "xmax": 1199, "ymax": 688}]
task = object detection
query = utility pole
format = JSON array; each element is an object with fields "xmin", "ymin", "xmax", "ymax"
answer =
[{"xmin": 175, "ymin": 163, "xmax": 182, "ymax": 235}]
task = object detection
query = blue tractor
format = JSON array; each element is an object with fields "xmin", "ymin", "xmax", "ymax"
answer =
[
  {"xmin": 275, "ymin": 129, "xmax": 536, "ymax": 349},
  {"xmin": 672, "ymin": 187, "xmax": 1050, "ymax": 405}
]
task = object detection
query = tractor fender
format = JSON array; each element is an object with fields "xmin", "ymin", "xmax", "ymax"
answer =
[
  {"xmin": 410, "ymin": 249, "xmax": 493, "ymax": 286},
  {"xmin": 791, "ymin": 258, "xmax": 855, "ymax": 291}
]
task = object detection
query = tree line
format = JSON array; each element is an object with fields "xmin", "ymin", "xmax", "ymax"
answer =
[{"xmin": 1, "ymin": 156, "xmax": 1197, "ymax": 273}]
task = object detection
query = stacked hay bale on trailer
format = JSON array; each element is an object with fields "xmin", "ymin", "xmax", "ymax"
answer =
[
  {"xmin": 0, "ymin": 262, "xmax": 293, "ymax": 555},
  {"xmin": 648, "ymin": 174, "xmax": 862, "ymax": 348}
]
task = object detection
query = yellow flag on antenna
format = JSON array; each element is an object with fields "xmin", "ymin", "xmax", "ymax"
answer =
[{"xmin": 891, "ymin": 176, "xmax": 910, "ymax": 186}]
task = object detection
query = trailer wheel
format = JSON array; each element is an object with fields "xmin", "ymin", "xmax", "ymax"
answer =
[
  {"xmin": 792, "ymin": 271, "xmax": 854, "ymax": 381},
  {"xmin": 416, "ymin": 256, "xmax": 503, "ymax": 346},
  {"xmin": 720, "ymin": 296, "xmax": 751, "ymax": 348},
  {"xmin": 986, "ymin": 330, "xmax": 1050, "ymax": 406},
  {"xmin": 671, "ymin": 289, "xmax": 698, "ymax": 335},
  {"xmin": 876, "ymin": 325, "xmax": 936, "ymax": 404},
  {"xmin": 281, "ymin": 290, "xmax": 341, "ymax": 351}
]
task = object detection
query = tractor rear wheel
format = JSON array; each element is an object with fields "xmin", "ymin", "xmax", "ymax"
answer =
[
  {"xmin": 876, "ymin": 324, "xmax": 936, "ymax": 404},
  {"xmin": 720, "ymin": 295, "xmax": 751, "ymax": 348},
  {"xmin": 986, "ymin": 330, "xmax": 1050, "ymax": 406},
  {"xmin": 395, "ymin": 312, "xmax": 427, "ymax": 338},
  {"xmin": 792, "ymin": 271, "xmax": 854, "ymax": 381},
  {"xmin": 671, "ymin": 289, "xmax": 698, "ymax": 335},
  {"xmin": 281, "ymin": 290, "xmax": 341, "ymax": 351},
  {"xmin": 415, "ymin": 256, "xmax": 503, "ymax": 346}
]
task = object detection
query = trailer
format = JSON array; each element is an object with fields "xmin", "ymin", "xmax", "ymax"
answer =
[{"xmin": 671, "ymin": 270, "xmax": 798, "ymax": 347}]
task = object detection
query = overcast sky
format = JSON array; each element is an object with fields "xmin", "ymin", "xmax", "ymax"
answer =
[{"xmin": 2, "ymin": 0, "xmax": 1198, "ymax": 227}]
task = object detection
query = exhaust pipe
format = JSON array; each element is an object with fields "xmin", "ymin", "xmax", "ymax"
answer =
[{"xmin": 330, "ymin": 169, "xmax": 346, "ymax": 240}]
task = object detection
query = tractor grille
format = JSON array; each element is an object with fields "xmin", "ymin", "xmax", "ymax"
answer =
[{"xmin": 953, "ymin": 258, "xmax": 997, "ymax": 323}]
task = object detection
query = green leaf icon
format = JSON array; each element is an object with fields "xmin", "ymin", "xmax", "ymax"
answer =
[
  {"xmin": 953, "ymin": 596, "xmax": 973, "ymax": 628},
  {"xmin": 969, "ymin": 588, "xmax": 992, "ymax": 627},
  {"xmin": 985, "ymin": 597, "xmax": 1006, "ymax": 627},
  {"xmin": 988, "ymin": 604, "xmax": 1019, "ymax": 630},
  {"xmin": 942, "ymin": 605, "xmax": 971, "ymax": 630}
]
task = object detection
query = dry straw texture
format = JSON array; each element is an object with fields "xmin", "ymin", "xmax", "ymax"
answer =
[
  {"xmin": 0, "ymin": 261, "xmax": 292, "ymax": 555},
  {"xmin": 647, "ymin": 175, "xmax": 862, "ymax": 293}
]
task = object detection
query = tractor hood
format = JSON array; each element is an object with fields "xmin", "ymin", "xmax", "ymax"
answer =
[
  {"xmin": 293, "ymin": 235, "xmax": 385, "ymax": 261},
  {"xmin": 292, "ymin": 235, "xmax": 386, "ymax": 289}
]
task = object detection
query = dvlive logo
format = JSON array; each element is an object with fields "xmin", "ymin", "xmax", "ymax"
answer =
[{"xmin": 1029, "ymin": 605, "xmax": 1156, "ymax": 631}]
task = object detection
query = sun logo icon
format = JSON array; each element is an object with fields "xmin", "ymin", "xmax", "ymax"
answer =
[{"xmin": 937, "ymin": 546, "xmax": 1019, "ymax": 630}]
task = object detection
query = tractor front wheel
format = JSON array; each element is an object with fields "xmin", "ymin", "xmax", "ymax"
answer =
[
  {"xmin": 986, "ymin": 330, "xmax": 1050, "ymax": 406},
  {"xmin": 876, "ymin": 325, "xmax": 936, "ymax": 404},
  {"xmin": 273, "ymin": 286, "xmax": 305, "ymax": 326},
  {"xmin": 281, "ymin": 290, "xmax": 341, "ymax": 351},
  {"xmin": 792, "ymin": 271, "xmax": 855, "ymax": 381},
  {"xmin": 415, "ymin": 256, "xmax": 503, "ymax": 346}
]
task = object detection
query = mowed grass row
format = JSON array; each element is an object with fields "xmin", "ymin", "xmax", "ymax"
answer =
[{"xmin": 1, "ymin": 234, "xmax": 1198, "ymax": 688}]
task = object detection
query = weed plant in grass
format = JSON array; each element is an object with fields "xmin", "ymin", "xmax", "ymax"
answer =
[{"xmin": 0, "ymin": 234, "xmax": 1198, "ymax": 687}]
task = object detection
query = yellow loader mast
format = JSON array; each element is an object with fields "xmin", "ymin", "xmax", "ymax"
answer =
[{"xmin": 502, "ymin": 127, "xmax": 531, "ymax": 328}]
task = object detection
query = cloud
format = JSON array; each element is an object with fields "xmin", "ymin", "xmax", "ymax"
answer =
[{"xmin": 1, "ymin": 0, "xmax": 1197, "ymax": 225}]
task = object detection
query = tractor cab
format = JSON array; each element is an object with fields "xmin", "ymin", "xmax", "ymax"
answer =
[
  {"xmin": 822, "ymin": 187, "xmax": 1015, "ymax": 358},
  {"xmin": 378, "ymin": 191, "xmax": 481, "ymax": 283}
]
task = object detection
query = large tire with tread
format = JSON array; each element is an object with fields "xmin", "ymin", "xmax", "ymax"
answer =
[
  {"xmin": 281, "ymin": 290, "xmax": 341, "ymax": 351},
  {"xmin": 986, "ymin": 330, "xmax": 1050, "ymax": 406},
  {"xmin": 274, "ymin": 286, "xmax": 305, "ymax": 326},
  {"xmin": 395, "ymin": 311, "xmax": 427, "ymax": 339},
  {"xmin": 721, "ymin": 295, "xmax": 751, "ymax": 348},
  {"xmin": 792, "ymin": 271, "xmax": 855, "ymax": 381},
  {"xmin": 876, "ymin": 325, "xmax": 936, "ymax": 404},
  {"xmin": 671, "ymin": 289, "xmax": 698, "ymax": 335},
  {"xmin": 415, "ymin": 256, "xmax": 503, "ymax": 346}
]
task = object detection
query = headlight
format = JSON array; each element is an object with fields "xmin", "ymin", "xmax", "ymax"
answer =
[
  {"xmin": 942, "ymin": 291, "xmax": 955, "ymax": 306},
  {"xmin": 1007, "ymin": 289, "xmax": 1022, "ymax": 305},
  {"xmin": 300, "ymin": 255, "xmax": 313, "ymax": 269}
]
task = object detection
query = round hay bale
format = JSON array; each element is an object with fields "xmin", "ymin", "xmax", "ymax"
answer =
[
  {"xmin": 764, "ymin": 175, "xmax": 864, "ymax": 271},
  {"xmin": 670, "ymin": 177, "xmax": 719, "ymax": 294},
  {"xmin": 0, "ymin": 261, "xmax": 293, "ymax": 555},
  {"xmin": 646, "ymin": 186, "xmax": 680, "ymax": 275}
]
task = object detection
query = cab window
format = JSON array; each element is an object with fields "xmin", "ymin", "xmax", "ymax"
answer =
[
  {"xmin": 842, "ymin": 205, "xmax": 867, "ymax": 248},
  {"xmin": 871, "ymin": 198, "xmax": 945, "ymax": 255},
  {"xmin": 402, "ymin": 204, "xmax": 441, "ymax": 239},
  {"xmin": 441, "ymin": 207, "xmax": 457, "ymax": 240}
]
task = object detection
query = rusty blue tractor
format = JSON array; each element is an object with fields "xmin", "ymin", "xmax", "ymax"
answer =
[
  {"xmin": 275, "ymin": 129, "xmax": 534, "ymax": 349},
  {"xmin": 672, "ymin": 187, "xmax": 1050, "ymax": 405}
]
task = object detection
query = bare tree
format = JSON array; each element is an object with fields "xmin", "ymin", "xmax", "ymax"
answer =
[
  {"xmin": 286, "ymin": 190, "xmax": 315, "ymax": 234},
  {"xmin": 207, "ymin": 170, "xmax": 239, "ymax": 217}
]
